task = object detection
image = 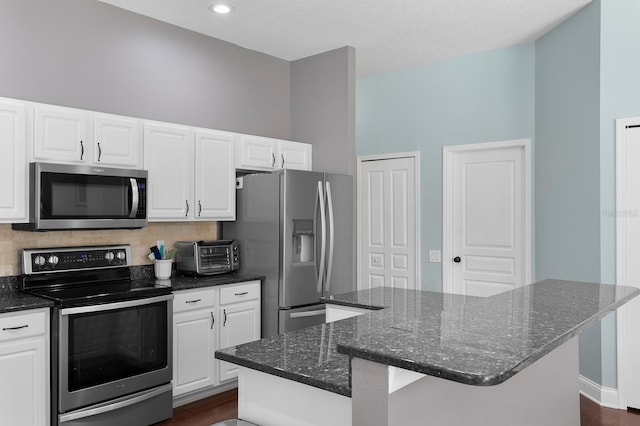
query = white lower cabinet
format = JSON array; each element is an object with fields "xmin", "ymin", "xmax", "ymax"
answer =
[
  {"xmin": 218, "ymin": 282, "xmax": 261, "ymax": 382},
  {"xmin": 0, "ymin": 308, "xmax": 49, "ymax": 426},
  {"xmin": 172, "ymin": 281, "xmax": 260, "ymax": 399}
]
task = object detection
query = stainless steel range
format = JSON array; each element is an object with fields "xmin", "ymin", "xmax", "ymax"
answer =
[{"xmin": 20, "ymin": 245, "xmax": 174, "ymax": 426}]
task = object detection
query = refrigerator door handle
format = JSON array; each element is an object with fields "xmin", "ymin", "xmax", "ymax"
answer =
[
  {"xmin": 316, "ymin": 181, "xmax": 326, "ymax": 293},
  {"xmin": 290, "ymin": 309, "xmax": 325, "ymax": 318},
  {"xmin": 325, "ymin": 181, "xmax": 335, "ymax": 293}
]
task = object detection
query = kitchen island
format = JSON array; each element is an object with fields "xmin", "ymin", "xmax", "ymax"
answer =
[{"xmin": 215, "ymin": 279, "xmax": 639, "ymax": 426}]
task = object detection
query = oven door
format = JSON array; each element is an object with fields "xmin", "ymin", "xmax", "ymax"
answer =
[{"xmin": 58, "ymin": 295, "xmax": 173, "ymax": 414}]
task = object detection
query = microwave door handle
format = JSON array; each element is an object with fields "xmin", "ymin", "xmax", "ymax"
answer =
[{"xmin": 129, "ymin": 178, "xmax": 139, "ymax": 218}]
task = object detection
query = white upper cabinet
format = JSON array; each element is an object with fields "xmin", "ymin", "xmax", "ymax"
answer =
[
  {"xmin": 278, "ymin": 139, "xmax": 312, "ymax": 171},
  {"xmin": 33, "ymin": 103, "xmax": 89, "ymax": 164},
  {"xmin": 144, "ymin": 123, "xmax": 236, "ymax": 222},
  {"xmin": 144, "ymin": 122, "xmax": 194, "ymax": 221},
  {"xmin": 236, "ymin": 134, "xmax": 312, "ymax": 171},
  {"xmin": 194, "ymin": 129, "xmax": 236, "ymax": 221},
  {"xmin": 0, "ymin": 98, "xmax": 27, "ymax": 222},
  {"xmin": 33, "ymin": 103, "xmax": 142, "ymax": 168},
  {"xmin": 93, "ymin": 113, "xmax": 142, "ymax": 167}
]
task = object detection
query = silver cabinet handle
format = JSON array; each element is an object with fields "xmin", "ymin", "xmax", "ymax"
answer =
[
  {"xmin": 185, "ymin": 299, "xmax": 201, "ymax": 304},
  {"xmin": 271, "ymin": 152, "xmax": 276, "ymax": 168},
  {"xmin": 211, "ymin": 312, "xmax": 215, "ymax": 329},
  {"xmin": 2, "ymin": 324, "xmax": 28, "ymax": 331},
  {"xmin": 223, "ymin": 309, "xmax": 227, "ymax": 326},
  {"xmin": 234, "ymin": 291, "xmax": 248, "ymax": 296},
  {"xmin": 198, "ymin": 200, "xmax": 202, "ymax": 216},
  {"xmin": 97, "ymin": 142, "xmax": 102, "ymax": 162},
  {"xmin": 281, "ymin": 154, "xmax": 285, "ymax": 168},
  {"xmin": 185, "ymin": 200, "xmax": 190, "ymax": 217},
  {"xmin": 80, "ymin": 140, "xmax": 84, "ymax": 160}
]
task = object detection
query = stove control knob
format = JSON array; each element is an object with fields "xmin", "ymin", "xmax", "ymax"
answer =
[
  {"xmin": 116, "ymin": 251, "xmax": 126, "ymax": 261},
  {"xmin": 34, "ymin": 255, "xmax": 46, "ymax": 266},
  {"xmin": 48, "ymin": 255, "xmax": 59, "ymax": 265},
  {"xmin": 104, "ymin": 251, "xmax": 115, "ymax": 262}
]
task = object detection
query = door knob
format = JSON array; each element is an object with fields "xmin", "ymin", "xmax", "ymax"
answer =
[{"xmin": 453, "ymin": 256, "xmax": 461, "ymax": 263}]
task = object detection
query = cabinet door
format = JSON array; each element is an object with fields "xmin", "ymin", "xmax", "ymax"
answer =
[
  {"xmin": 173, "ymin": 309, "xmax": 217, "ymax": 396},
  {"xmin": 0, "ymin": 99, "xmax": 27, "ymax": 222},
  {"xmin": 144, "ymin": 122, "xmax": 194, "ymax": 220},
  {"xmin": 0, "ymin": 309, "xmax": 48, "ymax": 426},
  {"xmin": 194, "ymin": 129, "xmax": 236, "ymax": 221},
  {"xmin": 93, "ymin": 113, "xmax": 141, "ymax": 167},
  {"xmin": 33, "ymin": 103, "xmax": 89, "ymax": 163},
  {"xmin": 236, "ymin": 134, "xmax": 277, "ymax": 170},
  {"xmin": 218, "ymin": 301, "xmax": 260, "ymax": 382},
  {"xmin": 278, "ymin": 140, "xmax": 312, "ymax": 171}
]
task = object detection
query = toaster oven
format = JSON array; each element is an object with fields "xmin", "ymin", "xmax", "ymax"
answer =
[{"xmin": 175, "ymin": 240, "xmax": 239, "ymax": 275}]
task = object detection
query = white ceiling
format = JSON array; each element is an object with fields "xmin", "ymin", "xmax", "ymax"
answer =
[{"xmin": 97, "ymin": 0, "xmax": 592, "ymax": 78}]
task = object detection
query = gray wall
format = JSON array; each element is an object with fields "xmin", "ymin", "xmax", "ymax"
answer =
[
  {"xmin": 0, "ymin": 0, "xmax": 291, "ymax": 138},
  {"xmin": 291, "ymin": 47, "xmax": 356, "ymax": 175}
]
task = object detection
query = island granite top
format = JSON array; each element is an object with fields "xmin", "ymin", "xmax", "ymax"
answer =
[{"xmin": 215, "ymin": 279, "xmax": 639, "ymax": 396}]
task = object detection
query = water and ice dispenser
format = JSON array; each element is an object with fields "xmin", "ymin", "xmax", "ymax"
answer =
[{"xmin": 292, "ymin": 219, "xmax": 314, "ymax": 263}]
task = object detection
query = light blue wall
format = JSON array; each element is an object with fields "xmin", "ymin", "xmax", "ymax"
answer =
[
  {"xmin": 599, "ymin": 0, "xmax": 640, "ymax": 388},
  {"xmin": 534, "ymin": 0, "xmax": 603, "ymax": 384},
  {"xmin": 356, "ymin": 44, "xmax": 535, "ymax": 291}
]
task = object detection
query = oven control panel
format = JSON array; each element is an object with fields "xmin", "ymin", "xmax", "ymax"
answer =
[{"xmin": 22, "ymin": 245, "xmax": 132, "ymax": 274}]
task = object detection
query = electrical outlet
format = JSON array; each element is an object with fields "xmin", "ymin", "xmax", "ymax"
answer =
[{"xmin": 428, "ymin": 250, "xmax": 441, "ymax": 263}]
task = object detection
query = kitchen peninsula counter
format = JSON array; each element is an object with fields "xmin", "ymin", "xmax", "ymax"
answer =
[{"xmin": 216, "ymin": 280, "xmax": 639, "ymax": 426}]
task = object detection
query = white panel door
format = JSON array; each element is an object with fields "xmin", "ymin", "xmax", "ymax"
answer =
[
  {"xmin": 359, "ymin": 156, "xmax": 417, "ymax": 290},
  {"xmin": 278, "ymin": 140, "xmax": 312, "ymax": 170},
  {"xmin": 33, "ymin": 103, "xmax": 89, "ymax": 163},
  {"xmin": 93, "ymin": 113, "xmax": 141, "ymax": 168},
  {"xmin": 236, "ymin": 134, "xmax": 277, "ymax": 170},
  {"xmin": 617, "ymin": 122, "xmax": 640, "ymax": 409},
  {"xmin": 194, "ymin": 129, "xmax": 236, "ymax": 220},
  {"xmin": 218, "ymin": 302, "xmax": 260, "ymax": 382},
  {"xmin": 144, "ymin": 122, "xmax": 194, "ymax": 220},
  {"xmin": 0, "ymin": 99, "xmax": 27, "ymax": 222},
  {"xmin": 445, "ymin": 142, "xmax": 529, "ymax": 297}
]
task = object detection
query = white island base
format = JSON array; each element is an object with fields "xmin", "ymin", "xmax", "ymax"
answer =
[{"xmin": 237, "ymin": 337, "xmax": 579, "ymax": 426}]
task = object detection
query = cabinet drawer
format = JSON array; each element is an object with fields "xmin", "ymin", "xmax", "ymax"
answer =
[
  {"xmin": 0, "ymin": 310, "xmax": 46, "ymax": 343},
  {"xmin": 220, "ymin": 281, "xmax": 260, "ymax": 306},
  {"xmin": 173, "ymin": 289, "xmax": 216, "ymax": 313}
]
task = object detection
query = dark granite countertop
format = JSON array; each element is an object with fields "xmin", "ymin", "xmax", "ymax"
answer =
[
  {"xmin": 0, "ymin": 291, "xmax": 54, "ymax": 314},
  {"xmin": 167, "ymin": 272, "xmax": 264, "ymax": 291},
  {"xmin": 215, "ymin": 279, "xmax": 639, "ymax": 396},
  {"xmin": 0, "ymin": 268, "xmax": 263, "ymax": 314}
]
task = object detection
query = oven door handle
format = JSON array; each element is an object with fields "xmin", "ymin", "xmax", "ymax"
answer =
[
  {"xmin": 59, "ymin": 383, "xmax": 173, "ymax": 423},
  {"xmin": 60, "ymin": 294, "xmax": 173, "ymax": 316}
]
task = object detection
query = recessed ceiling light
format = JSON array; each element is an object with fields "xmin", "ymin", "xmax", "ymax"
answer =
[{"xmin": 210, "ymin": 3, "xmax": 233, "ymax": 14}]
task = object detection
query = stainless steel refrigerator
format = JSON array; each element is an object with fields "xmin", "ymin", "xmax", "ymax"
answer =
[{"xmin": 224, "ymin": 169, "xmax": 354, "ymax": 337}]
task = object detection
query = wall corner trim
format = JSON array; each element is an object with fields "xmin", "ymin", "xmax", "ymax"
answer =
[{"xmin": 580, "ymin": 374, "xmax": 621, "ymax": 409}]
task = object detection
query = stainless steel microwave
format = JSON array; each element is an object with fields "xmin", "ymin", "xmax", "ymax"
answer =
[{"xmin": 13, "ymin": 162, "xmax": 147, "ymax": 231}]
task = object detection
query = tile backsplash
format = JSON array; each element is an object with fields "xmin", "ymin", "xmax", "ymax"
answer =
[{"xmin": 0, "ymin": 222, "xmax": 219, "ymax": 276}]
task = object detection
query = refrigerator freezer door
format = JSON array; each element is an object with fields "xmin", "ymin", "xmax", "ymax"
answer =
[
  {"xmin": 278, "ymin": 304, "xmax": 326, "ymax": 334},
  {"xmin": 323, "ymin": 173, "xmax": 354, "ymax": 298},
  {"xmin": 280, "ymin": 169, "xmax": 325, "ymax": 308}
]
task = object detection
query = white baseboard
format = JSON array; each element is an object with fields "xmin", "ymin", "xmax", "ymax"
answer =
[
  {"xmin": 172, "ymin": 380, "xmax": 238, "ymax": 408},
  {"xmin": 579, "ymin": 375, "xmax": 620, "ymax": 409}
]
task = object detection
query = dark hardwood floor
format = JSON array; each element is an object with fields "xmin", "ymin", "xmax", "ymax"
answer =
[
  {"xmin": 156, "ymin": 389, "xmax": 238, "ymax": 426},
  {"xmin": 156, "ymin": 389, "xmax": 640, "ymax": 425},
  {"xmin": 581, "ymin": 396, "xmax": 640, "ymax": 426}
]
